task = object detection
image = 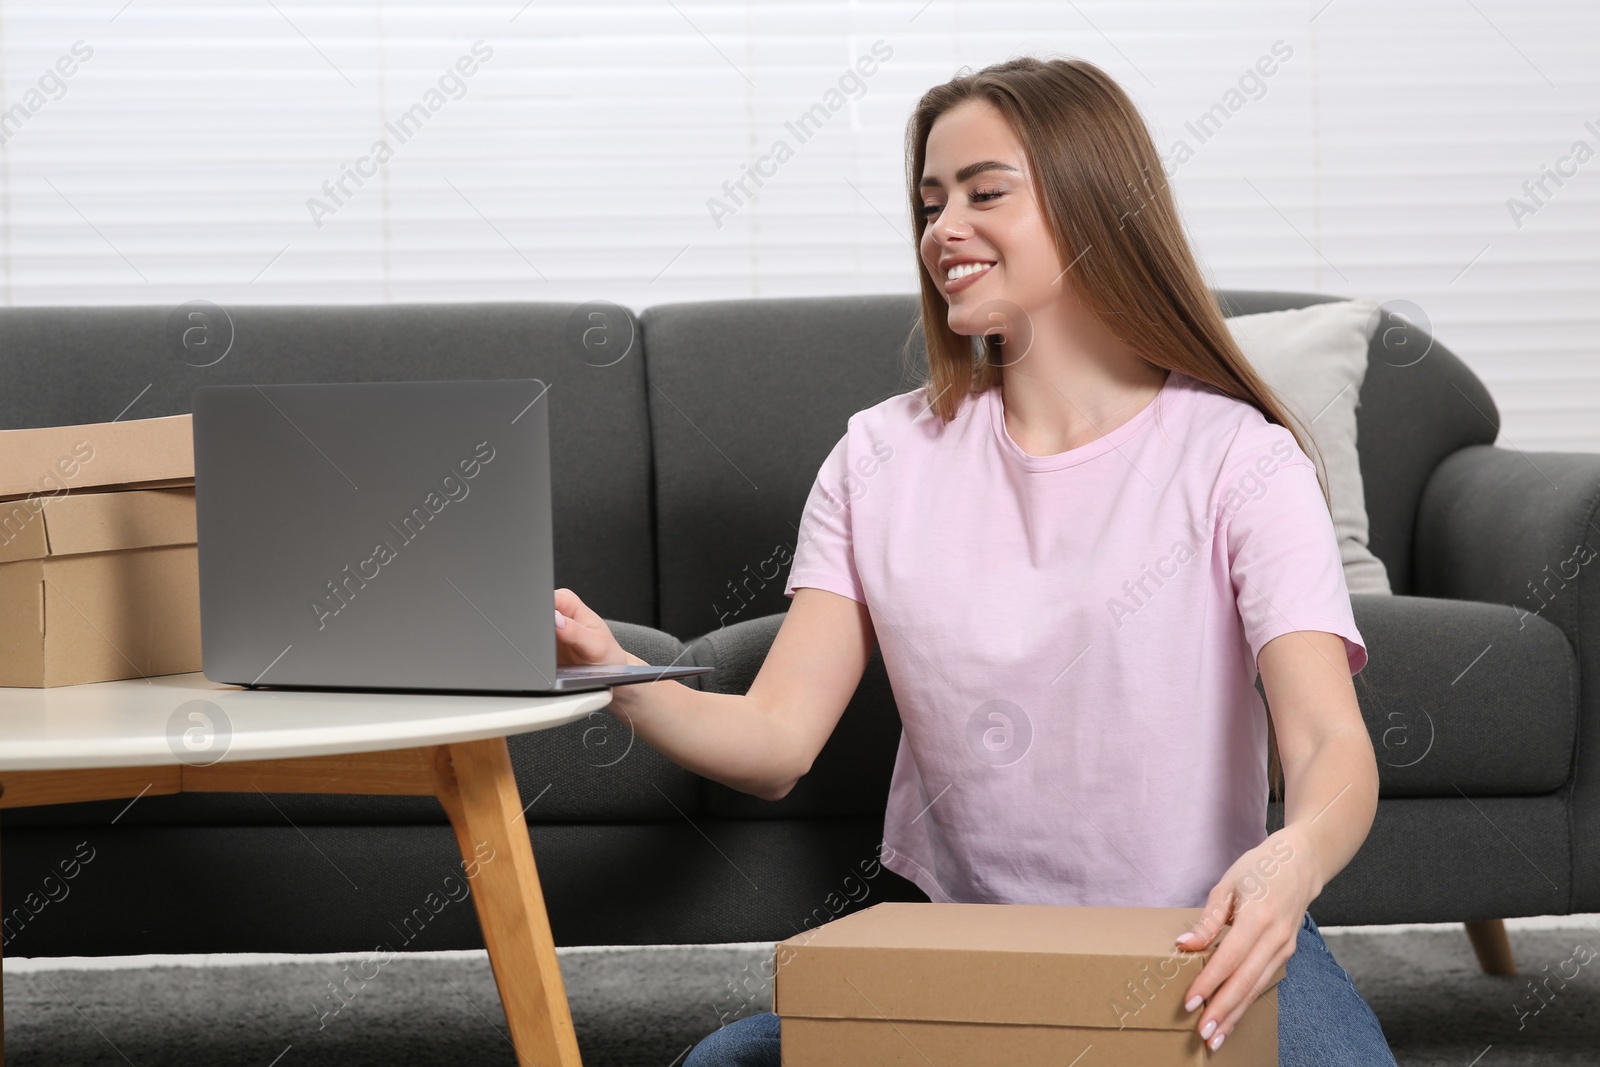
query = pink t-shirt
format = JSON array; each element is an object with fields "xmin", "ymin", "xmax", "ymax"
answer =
[{"xmin": 782, "ymin": 368, "xmax": 1367, "ymax": 908}]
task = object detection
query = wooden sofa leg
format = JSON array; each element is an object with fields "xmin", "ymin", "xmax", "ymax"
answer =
[{"xmin": 1465, "ymin": 919, "xmax": 1517, "ymax": 975}]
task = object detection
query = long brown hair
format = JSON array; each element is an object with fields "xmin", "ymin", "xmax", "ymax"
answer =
[{"xmin": 902, "ymin": 55, "xmax": 1338, "ymax": 803}]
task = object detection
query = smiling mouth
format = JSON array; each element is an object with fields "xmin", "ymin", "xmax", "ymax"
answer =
[{"xmin": 944, "ymin": 261, "xmax": 995, "ymax": 292}]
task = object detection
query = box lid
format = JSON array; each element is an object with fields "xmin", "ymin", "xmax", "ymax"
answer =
[
  {"xmin": 774, "ymin": 902, "xmax": 1287, "ymax": 1033},
  {"xmin": 0, "ymin": 487, "xmax": 196, "ymax": 564},
  {"xmin": 0, "ymin": 414, "xmax": 193, "ymax": 502}
]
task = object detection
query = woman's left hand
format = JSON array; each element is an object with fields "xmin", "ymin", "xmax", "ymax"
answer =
[{"xmin": 1173, "ymin": 825, "xmax": 1319, "ymax": 1053}]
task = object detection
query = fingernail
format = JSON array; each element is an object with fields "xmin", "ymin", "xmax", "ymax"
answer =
[
  {"xmin": 554, "ymin": 609, "xmax": 566, "ymax": 630},
  {"xmin": 1210, "ymin": 1032, "xmax": 1226, "ymax": 1052},
  {"xmin": 1184, "ymin": 995, "xmax": 1203, "ymax": 1012},
  {"xmin": 1176, "ymin": 932, "xmax": 1196, "ymax": 945},
  {"xmin": 1199, "ymin": 1019, "xmax": 1217, "ymax": 1040}
]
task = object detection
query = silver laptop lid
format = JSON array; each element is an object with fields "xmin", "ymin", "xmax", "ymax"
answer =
[{"xmin": 193, "ymin": 379, "xmax": 563, "ymax": 691}]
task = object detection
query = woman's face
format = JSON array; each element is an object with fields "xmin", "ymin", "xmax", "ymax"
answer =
[{"xmin": 918, "ymin": 98, "xmax": 1068, "ymax": 341}]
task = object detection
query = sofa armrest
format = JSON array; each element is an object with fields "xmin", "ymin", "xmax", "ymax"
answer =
[
  {"xmin": 685, "ymin": 612, "xmax": 902, "ymax": 819},
  {"xmin": 606, "ymin": 618, "xmax": 709, "ymax": 691},
  {"xmin": 680, "ymin": 613, "xmax": 786, "ymax": 697},
  {"xmin": 1414, "ymin": 442, "xmax": 1600, "ymax": 911},
  {"xmin": 1415, "ymin": 444, "xmax": 1600, "ymax": 615}
]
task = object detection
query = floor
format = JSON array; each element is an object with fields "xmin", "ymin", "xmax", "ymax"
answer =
[{"xmin": 3, "ymin": 920, "xmax": 1599, "ymax": 1065}]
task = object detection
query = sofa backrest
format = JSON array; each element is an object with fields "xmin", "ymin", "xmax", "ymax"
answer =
[
  {"xmin": 0, "ymin": 288, "xmax": 1503, "ymax": 644},
  {"xmin": 0, "ymin": 302, "xmax": 658, "ymax": 627},
  {"xmin": 643, "ymin": 289, "xmax": 1503, "ymax": 629},
  {"xmin": 639, "ymin": 294, "xmax": 928, "ymax": 639}
]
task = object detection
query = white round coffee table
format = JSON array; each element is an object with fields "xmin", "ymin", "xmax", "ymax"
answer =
[{"xmin": 0, "ymin": 672, "xmax": 614, "ymax": 1067}]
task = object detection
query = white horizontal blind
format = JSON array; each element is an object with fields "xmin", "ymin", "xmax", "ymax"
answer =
[{"xmin": 0, "ymin": 0, "xmax": 1596, "ymax": 450}]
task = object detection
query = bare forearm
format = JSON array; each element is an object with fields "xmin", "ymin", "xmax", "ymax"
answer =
[
  {"xmin": 604, "ymin": 651, "xmax": 803, "ymax": 800},
  {"xmin": 1279, "ymin": 728, "xmax": 1380, "ymax": 898}
]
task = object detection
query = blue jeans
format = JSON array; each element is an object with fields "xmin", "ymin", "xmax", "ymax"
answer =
[{"xmin": 684, "ymin": 911, "xmax": 1396, "ymax": 1066}]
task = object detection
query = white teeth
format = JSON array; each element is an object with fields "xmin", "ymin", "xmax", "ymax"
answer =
[{"xmin": 945, "ymin": 261, "xmax": 994, "ymax": 282}]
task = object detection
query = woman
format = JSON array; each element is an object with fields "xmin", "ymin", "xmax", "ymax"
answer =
[{"xmin": 554, "ymin": 55, "xmax": 1398, "ymax": 1065}]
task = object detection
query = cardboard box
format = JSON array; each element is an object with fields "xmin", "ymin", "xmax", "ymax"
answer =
[
  {"xmin": 0, "ymin": 487, "xmax": 200, "ymax": 686},
  {"xmin": 0, "ymin": 413, "xmax": 193, "ymax": 502},
  {"xmin": 775, "ymin": 902, "xmax": 1286, "ymax": 1066}
]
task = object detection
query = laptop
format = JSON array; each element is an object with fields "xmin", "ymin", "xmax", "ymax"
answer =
[{"xmin": 191, "ymin": 378, "xmax": 712, "ymax": 695}]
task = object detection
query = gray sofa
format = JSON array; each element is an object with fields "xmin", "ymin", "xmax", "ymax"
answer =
[{"xmin": 0, "ymin": 291, "xmax": 1591, "ymax": 962}]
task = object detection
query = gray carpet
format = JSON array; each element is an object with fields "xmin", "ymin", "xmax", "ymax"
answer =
[{"xmin": 4, "ymin": 927, "xmax": 1598, "ymax": 1065}]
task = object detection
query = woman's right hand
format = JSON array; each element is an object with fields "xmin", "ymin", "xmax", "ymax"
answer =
[{"xmin": 553, "ymin": 588, "xmax": 633, "ymax": 667}]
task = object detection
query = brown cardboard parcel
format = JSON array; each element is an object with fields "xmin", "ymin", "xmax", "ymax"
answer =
[
  {"xmin": 0, "ymin": 413, "xmax": 193, "ymax": 503},
  {"xmin": 0, "ymin": 487, "xmax": 200, "ymax": 686},
  {"xmin": 775, "ymin": 901, "xmax": 1287, "ymax": 1066}
]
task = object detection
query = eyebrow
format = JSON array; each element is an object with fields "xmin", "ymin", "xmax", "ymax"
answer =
[{"xmin": 918, "ymin": 160, "xmax": 1019, "ymax": 190}]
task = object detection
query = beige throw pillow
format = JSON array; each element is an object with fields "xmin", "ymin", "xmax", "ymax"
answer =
[{"xmin": 1224, "ymin": 298, "xmax": 1392, "ymax": 596}]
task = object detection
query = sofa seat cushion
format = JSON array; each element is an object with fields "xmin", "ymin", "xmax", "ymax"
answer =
[{"xmin": 685, "ymin": 594, "xmax": 1578, "ymax": 821}]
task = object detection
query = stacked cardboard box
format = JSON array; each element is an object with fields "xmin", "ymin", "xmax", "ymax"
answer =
[
  {"xmin": 775, "ymin": 901, "xmax": 1285, "ymax": 1066},
  {"xmin": 0, "ymin": 415, "xmax": 199, "ymax": 686}
]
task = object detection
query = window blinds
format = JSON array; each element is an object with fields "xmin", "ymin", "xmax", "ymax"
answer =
[{"xmin": 0, "ymin": 1, "xmax": 1593, "ymax": 449}]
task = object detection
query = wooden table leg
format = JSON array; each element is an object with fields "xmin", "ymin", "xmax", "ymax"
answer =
[
  {"xmin": 1465, "ymin": 918, "xmax": 1517, "ymax": 975},
  {"xmin": 0, "ymin": 745, "xmax": 586, "ymax": 1066},
  {"xmin": 433, "ymin": 739, "xmax": 582, "ymax": 1067}
]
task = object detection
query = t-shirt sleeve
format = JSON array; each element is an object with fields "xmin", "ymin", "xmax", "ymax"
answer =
[
  {"xmin": 1220, "ymin": 433, "xmax": 1368, "ymax": 676},
  {"xmin": 783, "ymin": 430, "xmax": 868, "ymax": 604}
]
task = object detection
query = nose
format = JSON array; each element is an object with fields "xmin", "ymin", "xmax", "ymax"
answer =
[
  {"xmin": 925, "ymin": 215, "xmax": 969, "ymax": 270},
  {"xmin": 930, "ymin": 203, "xmax": 971, "ymax": 243}
]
